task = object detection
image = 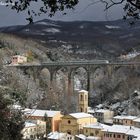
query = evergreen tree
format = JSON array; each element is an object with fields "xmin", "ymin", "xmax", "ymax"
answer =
[
  {"xmin": 44, "ymin": 113, "xmax": 51, "ymax": 137},
  {"xmin": 0, "ymin": 87, "xmax": 24, "ymax": 140}
]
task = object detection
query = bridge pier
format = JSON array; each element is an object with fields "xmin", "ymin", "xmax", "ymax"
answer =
[
  {"xmin": 87, "ymin": 66, "xmax": 94, "ymax": 95},
  {"xmin": 49, "ymin": 71, "xmax": 56, "ymax": 92}
]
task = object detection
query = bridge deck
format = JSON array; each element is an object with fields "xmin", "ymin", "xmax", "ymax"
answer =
[{"xmin": 6, "ymin": 61, "xmax": 140, "ymax": 67}]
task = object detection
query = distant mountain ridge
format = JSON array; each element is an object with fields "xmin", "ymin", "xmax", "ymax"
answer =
[{"xmin": 1, "ymin": 19, "xmax": 140, "ymax": 59}]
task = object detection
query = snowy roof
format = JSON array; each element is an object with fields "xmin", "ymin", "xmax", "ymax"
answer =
[
  {"xmin": 87, "ymin": 136, "xmax": 101, "ymax": 140},
  {"xmin": 126, "ymin": 127, "xmax": 140, "ymax": 136},
  {"xmin": 69, "ymin": 112, "xmax": 93, "ymax": 119},
  {"xmin": 102, "ymin": 125, "xmax": 140, "ymax": 135},
  {"xmin": 24, "ymin": 109, "xmax": 60, "ymax": 117},
  {"xmin": 96, "ymin": 104, "xmax": 103, "ymax": 109},
  {"xmin": 88, "ymin": 110, "xmax": 95, "ymax": 114},
  {"xmin": 113, "ymin": 116, "xmax": 124, "ymax": 120},
  {"xmin": 47, "ymin": 132, "xmax": 65, "ymax": 139},
  {"xmin": 23, "ymin": 108, "xmax": 32, "ymax": 113},
  {"xmin": 75, "ymin": 134, "xmax": 86, "ymax": 140},
  {"xmin": 102, "ymin": 125, "xmax": 130, "ymax": 133},
  {"xmin": 79, "ymin": 90, "xmax": 88, "ymax": 93},
  {"xmin": 124, "ymin": 116, "xmax": 137, "ymax": 120},
  {"xmin": 24, "ymin": 121, "xmax": 36, "ymax": 128},
  {"xmin": 12, "ymin": 104, "xmax": 22, "ymax": 110},
  {"xmin": 75, "ymin": 134, "xmax": 101, "ymax": 140},
  {"xmin": 95, "ymin": 109, "xmax": 112, "ymax": 113},
  {"xmin": 113, "ymin": 115, "xmax": 137, "ymax": 120},
  {"xmin": 133, "ymin": 117, "xmax": 140, "ymax": 122},
  {"xmin": 84, "ymin": 123, "xmax": 109, "ymax": 129},
  {"xmin": 104, "ymin": 119, "xmax": 113, "ymax": 124}
]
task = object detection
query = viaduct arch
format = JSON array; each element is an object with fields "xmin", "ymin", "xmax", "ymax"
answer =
[{"xmin": 8, "ymin": 60, "xmax": 140, "ymax": 111}]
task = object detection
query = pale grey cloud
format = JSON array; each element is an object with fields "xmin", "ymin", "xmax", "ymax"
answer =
[{"xmin": 0, "ymin": 0, "xmax": 124, "ymax": 27}]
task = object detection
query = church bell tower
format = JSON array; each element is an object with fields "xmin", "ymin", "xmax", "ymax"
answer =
[{"xmin": 78, "ymin": 90, "xmax": 88, "ymax": 113}]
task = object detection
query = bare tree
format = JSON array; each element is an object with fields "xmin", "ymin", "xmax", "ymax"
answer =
[
  {"xmin": 100, "ymin": 0, "xmax": 140, "ymax": 20},
  {"xmin": 4, "ymin": 0, "xmax": 140, "ymax": 22},
  {"xmin": 5, "ymin": 0, "xmax": 78, "ymax": 23}
]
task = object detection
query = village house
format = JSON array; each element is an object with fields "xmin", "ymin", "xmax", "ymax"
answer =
[
  {"xmin": 113, "ymin": 115, "xmax": 137, "ymax": 126},
  {"xmin": 102, "ymin": 125, "xmax": 127, "ymax": 140},
  {"xmin": 24, "ymin": 109, "xmax": 63, "ymax": 132},
  {"xmin": 93, "ymin": 109, "xmax": 114, "ymax": 124},
  {"xmin": 76, "ymin": 124, "xmax": 140, "ymax": 140},
  {"xmin": 59, "ymin": 112, "xmax": 97, "ymax": 136},
  {"xmin": 83, "ymin": 123, "xmax": 108, "ymax": 138},
  {"xmin": 102, "ymin": 125, "xmax": 140, "ymax": 140},
  {"xmin": 11, "ymin": 55, "xmax": 27, "ymax": 65},
  {"xmin": 22, "ymin": 120, "xmax": 46, "ymax": 140},
  {"xmin": 133, "ymin": 117, "xmax": 140, "ymax": 128}
]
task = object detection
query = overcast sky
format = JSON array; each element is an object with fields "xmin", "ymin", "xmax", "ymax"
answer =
[{"xmin": 0, "ymin": 0, "xmax": 124, "ymax": 27}]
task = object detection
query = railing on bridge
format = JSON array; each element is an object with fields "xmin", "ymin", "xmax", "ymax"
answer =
[
  {"xmin": 6, "ymin": 60, "xmax": 140, "ymax": 67},
  {"xmin": 41, "ymin": 60, "xmax": 109, "ymax": 65}
]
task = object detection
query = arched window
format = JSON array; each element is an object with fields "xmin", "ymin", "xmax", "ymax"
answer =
[
  {"xmin": 81, "ymin": 95, "xmax": 83, "ymax": 101},
  {"xmin": 67, "ymin": 130, "xmax": 71, "ymax": 135},
  {"xmin": 68, "ymin": 120, "xmax": 71, "ymax": 124}
]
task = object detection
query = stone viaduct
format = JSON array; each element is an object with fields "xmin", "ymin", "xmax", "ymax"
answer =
[{"xmin": 8, "ymin": 60, "xmax": 140, "ymax": 110}]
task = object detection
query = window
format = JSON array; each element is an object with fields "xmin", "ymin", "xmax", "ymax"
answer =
[
  {"xmin": 114, "ymin": 134, "xmax": 116, "ymax": 138},
  {"xmin": 117, "ymin": 134, "xmax": 121, "ymax": 138},
  {"xmin": 81, "ymin": 95, "xmax": 83, "ymax": 101},
  {"xmin": 127, "ymin": 136, "xmax": 133, "ymax": 140},
  {"xmin": 86, "ymin": 129, "xmax": 88, "ymax": 133},
  {"xmin": 90, "ymin": 133, "xmax": 93, "ymax": 136},
  {"xmin": 68, "ymin": 120, "xmax": 71, "ymax": 124},
  {"xmin": 106, "ymin": 133, "xmax": 109, "ymax": 137},
  {"xmin": 30, "ymin": 135, "xmax": 34, "ymax": 138},
  {"xmin": 67, "ymin": 130, "xmax": 71, "ymax": 135},
  {"xmin": 95, "ymin": 130, "xmax": 99, "ymax": 135}
]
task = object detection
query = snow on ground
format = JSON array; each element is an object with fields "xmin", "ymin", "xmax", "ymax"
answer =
[
  {"xmin": 35, "ymin": 21, "xmax": 60, "ymax": 27},
  {"xmin": 25, "ymin": 29, "xmax": 29, "ymax": 32},
  {"xmin": 79, "ymin": 25, "xmax": 84, "ymax": 29},
  {"xmin": 105, "ymin": 25, "xmax": 120, "ymax": 29},
  {"xmin": 119, "ymin": 34, "xmax": 133, "ymax": 39},
  {"xmin": 43, "ymin": 28, "xmax": 60, "ymax": 33},
  {"xmin": 74, "ymin": 78, "xmax": 81, "ymax": 90},
  {"xmin": 0, "ymin": 1, "xmax": 14, "ymax": 6},
  {"xmin": 119, "ymin": 51, "xmax": 140, "ymax": 60}
]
